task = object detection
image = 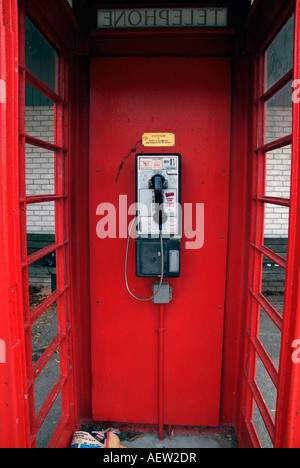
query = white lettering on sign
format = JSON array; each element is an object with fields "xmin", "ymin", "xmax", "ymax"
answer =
[
  {"xmin": 97, "ymin": 8, "xmax": 228, "ymax": 29},
  {"xmin": 0, "ymin": 79, "xmax": 6, "ymax": 104},
  {"xmin": 0, "ymin": 340, "xmax": 6, "ymax": 364}
]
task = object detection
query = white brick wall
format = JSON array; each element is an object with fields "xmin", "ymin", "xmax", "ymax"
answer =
[
  {"xmin": 26, "ymin": 201, "xmax": 55, "ymax": 234},
  {"xmin": 25, "ymin": 106, "xmax": 54, "ymax": 143},
  {"xmin": 266, "ymin": 107, "xmax": 292, "ymax": 144},
  {"xmin": 264, "ymin": 107, "xmax": 292, "ymax": 238},
  {"xmin": 25, "ymin": 106, "xmax": 55, "ymax": 234}
]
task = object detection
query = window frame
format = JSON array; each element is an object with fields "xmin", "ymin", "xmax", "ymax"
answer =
[
  {"xmin": 242, "ymin": 9, "xmax": 296, "ymax": 448},
  {"xmin": 18, "ymin": 5, "xmax": 75, "ymax": 448}
]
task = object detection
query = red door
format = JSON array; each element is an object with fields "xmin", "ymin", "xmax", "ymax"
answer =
[{"xmin": 89, "ymin": 57, "xmax": 231, "ymax": 426}]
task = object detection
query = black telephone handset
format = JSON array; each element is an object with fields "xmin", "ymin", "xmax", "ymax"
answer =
[{"xmin": 150, "ymin": 174, "xmax": 167, "ymax": 230}]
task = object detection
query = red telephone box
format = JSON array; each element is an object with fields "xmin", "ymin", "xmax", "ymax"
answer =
[{"xmin": 1, "ymin": 0, "xmax": 300, "ymax": 449}]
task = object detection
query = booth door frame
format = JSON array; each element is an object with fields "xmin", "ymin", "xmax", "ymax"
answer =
[
  {"xmin": 16, "ymin": 3, "xmax": 76, "ymax": 448},
  {"xmin": 239, "ymin": 0, "xmax": 300, "ymax": 449}
]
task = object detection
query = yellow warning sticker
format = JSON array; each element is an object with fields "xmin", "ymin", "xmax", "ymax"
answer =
[{"xmin": 142, "ymin": 133, "xmax": 175, "ymax": 147}]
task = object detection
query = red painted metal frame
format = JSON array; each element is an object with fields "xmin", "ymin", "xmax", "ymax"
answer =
[
  {"xmin": 238, "ymin": 0, "xmax": 299, "ymax": 448},
  {"xmin": 68, "ymin": 53, "xmax": 91, "ymax": 425},
  {"xmin": 3, "ymin": 0, "xmax": 300, "ymax": 449},
  {"xmin": 17, "ymin": 4, "xmax": 76, "ymax": 447},
  {"xmin": 275, "ymin": 0, "xmax": 300, "ymax": 448},
  {"xmin": 219, "ymin": 50, "xmax": 253, "ymax": 432},
  {"xmin": 0, "ymin": 2, "xmax": 85, "ymax": 447},
  {"xmin": 0, "ymin": 0, "xmax": 31, "ymax": 448}
]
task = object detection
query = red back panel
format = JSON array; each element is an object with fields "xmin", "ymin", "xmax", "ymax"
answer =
[{"xmin": 90, "ymin": 57, "xmax": 231, "ymax": 426}]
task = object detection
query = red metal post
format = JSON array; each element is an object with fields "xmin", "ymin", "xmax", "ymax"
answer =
[
  {"xmin": 275, "ymin": 0, "xmax": 300, "ymax": 448},
  {"xmin": 158, "ymin": 304, "xmax": 165, "ymax": 440},
  {"xmin": 0, "ymin": 0, "xmax": 31, "ymax": 448}
]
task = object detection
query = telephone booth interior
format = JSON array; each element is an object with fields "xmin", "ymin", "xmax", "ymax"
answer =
[{"xmin": 1, "ymin": 0, "xmax": 300, "ymax": 448}]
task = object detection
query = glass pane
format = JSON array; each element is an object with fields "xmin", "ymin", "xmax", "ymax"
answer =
[
  {"xmin": 264, "ymin": 204, "xmax": 289, "ymax": 258},
  {"xmin": 264, "ymin": 15, "xmax": 294, "ymax": 92},
  {"xmin": 261, "ymin": 255, "xmax": 285, "ymax": 316},
  {"xmin": 26, "ymin": 144, "xmax": 55, "ymax": 196},
  {"xmin": 252, "ymin": 400, "xmax": 273, "ymax": 448},
  {"xmin": 264, "ymin": 81, "xmax": 293, "ymax": 144},
  {"xmin": 258, "ymin": 308, "xmax": 281, "ymax": 370},
  {"xmin": 265, "ymin": 145, "xmax": 291, "ymax": 198},
  {"xmin": 34, "ymin": 351, "xmax": 60, "ymax": 415},
  {"xmin": 25, "ymin": 16, "xmax": 58, "ymax": 93},
  {"xmin": 26, "ymin": 200, "xmax": 55, "ymax": 238},
  {"xmin": 28, "ymin": 253, "xmax": 57, "ymax": 310},
  {"xmin": 31, "ymin": 301, "xmax": 58, "ymax": 364},
  {"xmin": 25, "ymin": 83, "xmax": 55, "ymax": 144},
  {"xmin": 255, "ymin": 356, "xmax": 277, "ymax": 421},
  {"xmin": 36, "ymin": 393, "xmax": 62, "ymax": 448}
]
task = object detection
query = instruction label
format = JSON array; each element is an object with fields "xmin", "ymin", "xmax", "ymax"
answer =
[{"xmin": 142, "ymin": 133, "xmax": 175, "ymax": 147}]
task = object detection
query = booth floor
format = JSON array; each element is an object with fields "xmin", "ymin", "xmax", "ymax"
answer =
[
  {"xmin": 78, "ymin": 423, "xmax": 237, "ymax": 449},
  {"xmin": 122, "ymin": 431, "xmax": 236, "ymax": 449}
]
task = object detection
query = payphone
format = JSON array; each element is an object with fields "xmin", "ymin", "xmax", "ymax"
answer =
[{"xmin": 125, "ymin": 153, "xmax": 181, "ymax": 301}]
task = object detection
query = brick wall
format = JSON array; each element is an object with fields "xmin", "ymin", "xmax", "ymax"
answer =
[
  {"xmin": 25, "ymin": 106, "xmax": 55, "ymax": 235},
  {"xmin": 265, "ymin": 106, "xmax": 292, "ymax": 238},
  {"xmin": 26, "ymin": 105, "xmax": 55, "ymax": 288}
]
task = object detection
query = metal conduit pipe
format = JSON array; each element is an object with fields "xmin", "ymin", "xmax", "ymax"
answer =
[{"xmin": 158, "ymin": 303, "xmax": 165, "ymax": 440}]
